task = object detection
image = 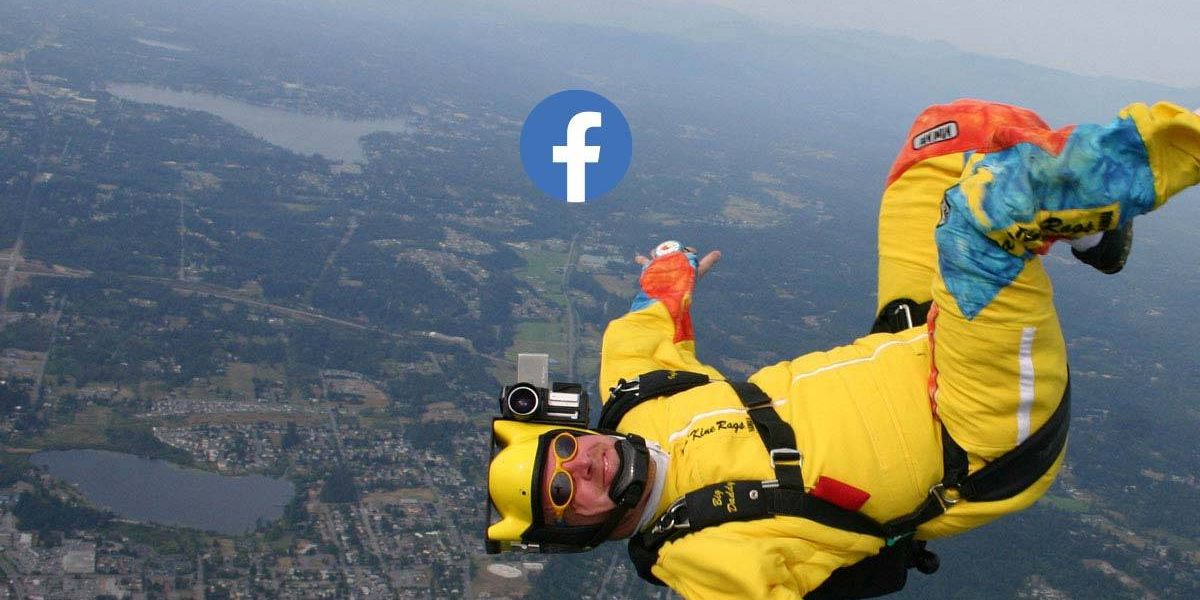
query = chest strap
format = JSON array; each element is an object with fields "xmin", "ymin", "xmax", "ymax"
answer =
[
  {"xmin": 640, "ymin": 481, "xmax": 886, "ymax": 551},
  {"xmin": 729, "ymin": 381, "xmax": 805, "ymax": 489}
]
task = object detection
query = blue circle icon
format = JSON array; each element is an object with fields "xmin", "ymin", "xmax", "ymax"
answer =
[{"xmin": 520, "ymin": 90, "xmax": 632, "ymax": 203}]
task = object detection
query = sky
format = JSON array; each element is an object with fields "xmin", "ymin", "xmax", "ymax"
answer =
[
  {"xmin": 698, "ymin": 0, "xmax": 1200, "ymax": 89},
  {"xmin": 470, "ymin": 0, "xmax": 1200, "ymax": 90}
]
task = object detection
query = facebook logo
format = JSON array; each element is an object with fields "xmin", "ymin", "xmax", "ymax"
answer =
[{"xmin": 520, "ymin": 90, "xmax": 632, "ymax": 203}]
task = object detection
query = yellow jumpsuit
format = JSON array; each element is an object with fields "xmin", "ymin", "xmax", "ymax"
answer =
[{"xmin": 600, "ymin": 100, "xmax": 1200, "ymax": 599}]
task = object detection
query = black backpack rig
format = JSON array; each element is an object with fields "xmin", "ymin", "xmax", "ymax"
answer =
[{"xmin": 599, "ymin": 299, "xmax": 1070, "ymax": 599}]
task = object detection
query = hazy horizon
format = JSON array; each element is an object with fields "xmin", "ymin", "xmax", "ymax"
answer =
[{"xmin": 429, "ymin": 0, "xmax": 1200, "ymax": 90}]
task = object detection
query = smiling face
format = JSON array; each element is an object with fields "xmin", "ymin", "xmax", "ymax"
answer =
[{"xmin": 540, "ymin": 433, "xmax": 619, "ymax": 526}]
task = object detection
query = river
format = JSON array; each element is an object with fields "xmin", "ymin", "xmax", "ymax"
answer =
[
  {"xmin": 30, "ymin": 449, "xmax": 295, "ymax": 535},
  {"xmin": 106, "ymin": 83, "xmax": 409, "ymax": 162}
]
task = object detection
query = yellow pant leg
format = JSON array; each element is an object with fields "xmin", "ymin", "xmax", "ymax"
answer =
[
  {"xmin": 931, "ymin": 256, "xmax": 1068, "ymax": 462},
  {"xmin": 875, "ymin": 127, "xmax": 1069, "ymax": 538},
  {"xmin": 876, "ymin": 153, "xmax": 965, "ymax": 314},
  {"xmin": 926, "ymin": 252, "xmax": 1070, "ymax": 453},
  {"xmin": 921, "ymin": 233, "xmax": 1069, "ymax": 537}
]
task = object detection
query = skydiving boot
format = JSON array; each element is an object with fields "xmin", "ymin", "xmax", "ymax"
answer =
[{"xmin": 1070, "ymin": 221, "xmax": 1134, "ymax": 274}]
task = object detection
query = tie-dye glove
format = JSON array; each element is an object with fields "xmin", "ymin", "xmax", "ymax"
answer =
[{"xmin": 630, "ymin": 241, "xmax": 701, "ymax": 343}]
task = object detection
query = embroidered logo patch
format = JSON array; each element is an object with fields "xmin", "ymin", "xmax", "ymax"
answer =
[
  {"xmin": 711, "ymin": 482, "xmax": 739, "ymax": 514},
  {"xmin": 912, "ymin": 121, "xmax": 959, "ymax": 150}
]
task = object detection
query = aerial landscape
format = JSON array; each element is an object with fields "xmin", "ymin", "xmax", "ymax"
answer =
[{"xmin": 1, "ymin": 0, "xmax": 1199, "ymax": 598}]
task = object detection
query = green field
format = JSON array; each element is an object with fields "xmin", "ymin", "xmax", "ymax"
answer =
[
  {"xmin": 506, "ymin": 321, "xmax": 569, "ymax": 362},
  {"xmin": 504, "ymin": 244, "xmax": 573, "ymax": 364},
  {"xmin": 1038, "ymin": 494, "xmax": 1091, "ymax": 513},
  {"xmin": 513, "ymin": 246, "xmax": 569, "ymax": 307}
]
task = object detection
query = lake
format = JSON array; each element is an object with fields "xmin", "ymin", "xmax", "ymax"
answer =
[
  {"xmin": 31, "ymin": 449, "xmax": 295, "ymax": 535},
  {"xmin": 106, "ymin": 83, "xmax": 409, "ymax": 162}
]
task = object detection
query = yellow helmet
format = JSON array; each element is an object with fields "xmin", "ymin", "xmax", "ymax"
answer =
[{"xmin": 485, "ymin": 419, "xmax": 595, "ymax": 552}]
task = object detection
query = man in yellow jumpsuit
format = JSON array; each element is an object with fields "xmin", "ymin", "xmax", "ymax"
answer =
[{"xmin": 486, "ymin": 100, "xmax": 1200, "ymax": 598}]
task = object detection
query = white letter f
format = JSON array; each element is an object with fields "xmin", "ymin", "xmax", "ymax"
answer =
[{"xmin": 553, "ymin": 111, "xmax": 602, "ymax": 203}]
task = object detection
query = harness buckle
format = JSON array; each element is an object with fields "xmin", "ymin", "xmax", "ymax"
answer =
[
  {"xmin": 650, "ymin": 501, "xmax": 690, "ymax": 536},
  {"xmin": 893, "ymin": 302, "xmax": 914, "ymax": 330},
  {"xmin": 769, "ymin": 448, "xmax": 803, "ymax": 469},
  {"xmin": 930, "ymin": 483, "xmax": 961, "ymax": 510},
  {"xmin": 744, "ymin": 398, "xmax": 775, "ymax": 411},
  {"xmin": 607, "ymin": 377, "xmax": 641, "ymax": 401}
]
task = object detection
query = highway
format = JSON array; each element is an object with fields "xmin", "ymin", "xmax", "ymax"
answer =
[
  {"xmin": 1, "ymin": 54, "xmax": 49, "ymax": 324},
  {"xmin": 561, "ymin": 233, "xmax": 581, "ymax": 380}
]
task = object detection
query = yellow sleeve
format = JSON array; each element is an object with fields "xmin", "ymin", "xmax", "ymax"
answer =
[
  {"xmin": 598, "ymin": 249, "xmax": 724, "ymax": 399},
  {"xmin": 598, "ymin": 302, "xmax": 724, "ymax": 395}
]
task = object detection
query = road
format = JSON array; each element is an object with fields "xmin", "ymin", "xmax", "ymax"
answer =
[
  {"xmin": 327, "ymin": 409, "xmax": 346, "ymax": 457},
  {"xmin": 1, "ymin": 54, "xmax": 50, "ymax": 323},
  {"xmin": 326, "ymin": 408, "xmax": 396, "ymax": 597},
  {"xmin": 0, "ymin": 553, "xmax": 26, "ymax": 600},
  {"xmin": 146, "ymin": 277, "xmax": 399, "ymax": 337},
  {"xmin": 306, "ymin": 213, "xmax": 360, "ymax": 305},
  {"xmin": 561, "ymin": 233, "xmax": 581, "ymax": 380},
  {"xmin": 356, "ymin": 503, "xmax": 389, "ymax": 574},
  {"xmin": 131, "ymin": 276, "xmax": 497, "ymax": 361},
  {"xmin": 593, "ymin": 554, "xmax": 621, "ymax": 600},
  {"xmin": 420, "ymin": 470, "xmax": 472, "ymax": 594},
  {"xmin": 194, "ymin": 556, "xmax": 205, "ymax": 600},
  {"xmin": 30, "ymin": 295, "xmax": 65, "ymax": 404},
  {"xmin": 177, "ymin": 194, "xmax": 188, "ymax": 281}
]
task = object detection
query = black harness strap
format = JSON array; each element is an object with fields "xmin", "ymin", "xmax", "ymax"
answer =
[
  {"xmin": 730, "ymin": 381, "xmax": 804, "ymax": 488},
  {"xmin": 957, "ymin": 379, "xmax": 1070, "ymax": 502},
  {"xmin": 635, "ymin": 480, "xmax": 890, "ymax": 569},
  {"xmin": 881, "ymin": 380, "xmax": 1070, "ymax": 538},
  {"xmin": 598, "ymin": 370, "xmax": 711, "ymax": 431}
]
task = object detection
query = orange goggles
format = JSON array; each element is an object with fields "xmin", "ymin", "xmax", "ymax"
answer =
[{"xmin": 546, "ymin": 432, "xmax": 578, "ymax": 521}]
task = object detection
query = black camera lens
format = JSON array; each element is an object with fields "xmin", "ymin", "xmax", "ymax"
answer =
[{"xmin": 505, "ymin": 384, "xmax": 540, "ymax": 417}]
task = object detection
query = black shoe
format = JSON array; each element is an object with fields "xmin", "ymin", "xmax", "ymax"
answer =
[{"xmin": 1071, "ymin": 221, "xmax": 1133, "ymax": 274}]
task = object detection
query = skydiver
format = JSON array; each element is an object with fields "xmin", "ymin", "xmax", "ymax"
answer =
[{"xmin": 486, "ymin": 99, "xmax": 1200, "ymax": 599}]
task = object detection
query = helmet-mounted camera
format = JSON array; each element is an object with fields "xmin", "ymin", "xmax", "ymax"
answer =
[{"xmin": 499, "ymin": 353, "xmax": 589, "ymax": 426}]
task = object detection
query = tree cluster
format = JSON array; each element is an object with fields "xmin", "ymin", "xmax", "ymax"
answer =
[
  {"xmin": 318, "ymin": 463, "xmax": 359, "ymax": 503},
  {"xmin": 13, "ymin": 489, "xmax": 111, "ymax": 544}
]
